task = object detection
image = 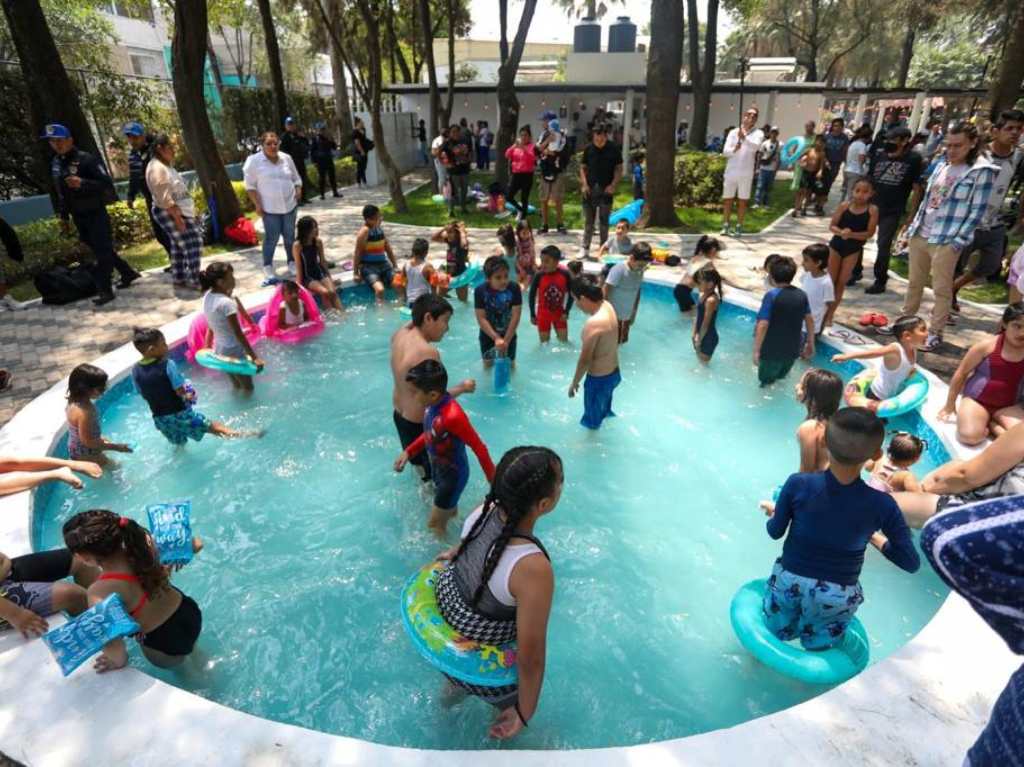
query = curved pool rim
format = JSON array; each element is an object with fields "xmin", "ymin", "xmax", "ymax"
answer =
[{"xmin": 0, "ymin": 269, "xmax": 1017, "ymax": 766}]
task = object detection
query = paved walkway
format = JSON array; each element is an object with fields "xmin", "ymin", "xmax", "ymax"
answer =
[{"xmin": 0, "ymin": 171, "xmax": 1000, "ymax": 426}]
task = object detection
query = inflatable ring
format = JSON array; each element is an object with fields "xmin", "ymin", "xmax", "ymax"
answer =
[
  {"xmin": 448, "ymin": 264, "xmax": 482, "ymax": 289},
  {"xmin": 504, "ymin": 201, "xmax": 536, "ymax": 215},
  {"xmin": 730, "ymin": 579, "xmax": 869, "ymax": 685},
  {"xmin": 608, "ymin": 199, "xmax": 644, "ymax": 226},
  {"xmin": 195, "ymin": 349, "xmax": 261, "ymax": 376},
  {"xmin": 399, "ymin": 306, "xmax": 412, "ymax": 318},
  {"xmin": 431, "ymin": 194, "xmax": 446, "ymax": 204},
  {"xmin": 780, "ymin": 137, "xmax": 807, "ymax": 169},
  {"xmin": 844, "ymin": 369, "xmax": 929, "ymax": 418},
  {"xmin": 401, "ymin": 562, "xmax": 517, "ymax": 687}
]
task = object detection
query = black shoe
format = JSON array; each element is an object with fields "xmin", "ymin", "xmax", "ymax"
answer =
[
  {"xmin": 333, "ymin": 192, "xmax": 342, "ymax": 198},
  {"xmin": 117, "ymin": 272, "xmax": 141, "ymax": 289},
  {"xmin": 162, "ymin": 266, "xmax": 172, "ymax": 274},
  {"xmin": 556, "ymin": 224, "xmax": 567, "ymax": 234},
  {"xmin": 814, "ymin": 206, "xmax": 825, "ymax": 216},
  {"xmin": 864, "ymin": 282, "xmax": 886, "ymax": 295},
  {"xmin": 92, "ymin": 293, "xmax": 115, "ymax": 306},
  {"xmin": 847, "ymin": 275, "xmax": 862, "ymax": 287},
  {"xmin": 538, "ymin": 226, "xmax": 549, "ymax": 234}
]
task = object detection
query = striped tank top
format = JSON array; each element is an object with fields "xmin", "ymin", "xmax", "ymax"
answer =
[{"xmin": 363, "ymin": 226, "xmax": 388, "ymax": 263}]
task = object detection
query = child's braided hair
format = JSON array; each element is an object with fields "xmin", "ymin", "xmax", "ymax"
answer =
[{"xmin": 63, "ymin": 509, "xmax": 168, "ymax": 596}]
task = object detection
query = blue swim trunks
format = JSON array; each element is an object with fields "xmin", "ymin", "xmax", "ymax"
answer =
[
  {"xmin": 360, "ymin": 262, "xmax": 393, "ymax": 288},
  {"xmin": 153, "ymin": 408, "xmax": 212, "ymax": 445},
  {"xmin": 581, "ymin": 368, "xmax": 621, "ymax": 430},
  {"xmin": 762, "ymin": 558, "xmax": 864, "ymax": 651},
  {"xmin": 432, "ymin": 462, "xmax": 469, "ymax": 510}
]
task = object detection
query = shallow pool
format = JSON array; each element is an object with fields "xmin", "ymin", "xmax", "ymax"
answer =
[{"xmin": 34, "ymin": 283, "xmax": 949, "ymax": 750}]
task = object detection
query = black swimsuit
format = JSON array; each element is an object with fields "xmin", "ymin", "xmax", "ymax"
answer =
[
  {"xmin": 299, "ymin": 242, "xmax": 325, "ymax": 284},
  {"xmin": 829, "ymin": 207, "xmax": 871, "ymax": 257}
]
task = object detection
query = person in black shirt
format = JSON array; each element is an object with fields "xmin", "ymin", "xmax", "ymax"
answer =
[
  {"xmin": 441, "ymin": 124, "xmax": 473, "ymax": 216},
  {"xmin": 578, "ymin": 124, "xmax": 623, "ymax": 258},
  {"xmin": 310, "ymin": 122, "xmax": 342, "ymax": 200},
  {"xmin": 123, "ymin": 122, "xmax": 171, "ymax": 260},
  {"xmin": 417, "ymin": 119, "xmax": 428, "ymax": 165},
  {"xmin": 352, "ymin": 117, "xmax": 373, "ymax": 186},
  {"xmin": 280, "ymin": 117, "xmax": 311, "ymax": 204},
  {"xmin": 44, "ymin": 123, "xmax": 140, "ymax": 306},
  {"xmin": 754, "ymin": 256, "xmax": 815, "ymax": 386}
]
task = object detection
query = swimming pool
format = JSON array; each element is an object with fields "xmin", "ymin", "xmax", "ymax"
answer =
[{"xmin": 31, "ymin": 282, "xmax": 950, "ymax": 751}]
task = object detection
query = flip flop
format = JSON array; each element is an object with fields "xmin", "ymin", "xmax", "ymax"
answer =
[
  {"xmin": 871, "ymin": 313, "xmax": 889, "ymax": 327},
  {"xmin": 858, "ymin": 312, "xmax": 876, "ymax": 327}
]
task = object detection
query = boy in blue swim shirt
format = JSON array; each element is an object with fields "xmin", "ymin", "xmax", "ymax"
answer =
[{"xmin": 762, "ymin": 407, "xmax": 920, "ymax": 650}]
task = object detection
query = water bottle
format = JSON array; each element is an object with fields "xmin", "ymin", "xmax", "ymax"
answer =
[{"xmin": 493, "ymin": 356, "xmax": 511, "ymax": 395}]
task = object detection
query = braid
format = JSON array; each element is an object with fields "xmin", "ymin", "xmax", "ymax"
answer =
[
  {"xmin": 449, "ymin": 492, "xmax": 497, "ymax": 566},
  {"xmin": 63, "ymin": 509, "xmax": 168, "ymax": 595},
  {"xmin": 120, "ymin": 518, "xmax": 169, "ymax": 595}
]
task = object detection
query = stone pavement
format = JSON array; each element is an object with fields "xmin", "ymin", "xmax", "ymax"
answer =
[{"xmin": 0, "ymin": 170, "xmax": 1001, "ymax": 427}]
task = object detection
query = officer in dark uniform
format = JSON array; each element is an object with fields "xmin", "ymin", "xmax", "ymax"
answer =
[
  {"xmin": 43, "ymin": 123, "xmax": 140, "ymax": 306},
  {"xmin": 279, "ymin": 116, "xmax": 311, "ymax": 205},
  {"xmin": 123, "ymin": 121, "xmax": 172, "ymax": 261},
  {"xmin": 310, "ymin": 121, "xmax": 343, "ymax": 200}
]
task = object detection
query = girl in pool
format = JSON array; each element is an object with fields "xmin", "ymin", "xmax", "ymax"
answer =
[
  {"xmin": 824, "ymin": 178, "xmax": 878, "ymax": 327},
  {"xmin": 939, "ymin": 303, "xmax": 1024, "ymax": 446},
  {"xmin": 514, "ymin": 219, "xmax": 537, "ymax": 288},
  {"xmin": 432, "ymin": 220, "xmax": 470, "ymax": 302},
  {"xmin": 200, "ymin": 262, "xmax": 265, "ymax": 393},
  {"xmin": 674, "ymin": 235, "xmax": 721, "ymax": 313},
  {"xmin": 794, "ymin": 368, "xmax": 843, "ymax": 473},
  {"xmin": 65, "ymin": 364, "xmax": 132, "ymax": 467},
  {"xmin": 62, "ymin": 509, "xmax": 203, "ymax": 672},
  {"xmin": 496, "ymin": 224, "xmax": 518, "ymax": 277},
  {"xmin": 277, "ymin": 280, "xmax": 308, "ymax": 328},
  {"xmin": 692, "ymin": 265, "xmax": 722, "ymax": 363},
  {"xmin": 292, "ymin": 216, "xmax": 342, "ymax": 313},
  {"xmin": 866, "ymin": 431, "xmax": 924, "ymax": 493},
  {"xmin": 433, "ymin": 445, "xmax": 562, "ymax": 740}
]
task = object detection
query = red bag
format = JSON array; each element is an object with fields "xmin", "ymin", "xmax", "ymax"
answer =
[{"xmin": 224, "ymin": 216, "xmax": 258, "ymax": 246}]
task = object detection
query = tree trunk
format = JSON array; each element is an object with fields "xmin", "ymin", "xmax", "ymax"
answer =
[
  {"xmin": 441, "ymin": 0, "xmax": 456, "ymax": 128},
  {"xmin": 327, "ymin": 0, "xmax": 354, "ymax": 150},
  {"xmin": 355, "ymin": 0, "xmax": 407, "ymax": 211},
  {"xmin": 172, "ymin": 0, "xmax": 242, "ymax": 235},
  {"xmin": 417, "ymin": 0, "xmax": 442, "ymax": 192},
  {"xmin": 895, "ymin": 27, "xmax": 915, "ymax": 89},
  {"xmin": 256, "ymin": 0, "xmax": 289, "ymax": 128},
  {"xmin": 645, "ymin": 0, "xmax": 683, "ymax": 227},
  {"xmin": 207, "ymin": 36, "xmax": 227, "ymax": 103},
  {"xmin": 1, "ymin": 0, "xmax": 101, "ymax": 207},
  {"xmin": 988, "ymin": 3, "xmax": 1024, "ymax": 119},
  {"xmin": 494, "ymin": 0, "xmax": 538, "ymax": 188},
  {"xmin": 686, "ymin": 0, "xmax": 716, "ymax": 150}
]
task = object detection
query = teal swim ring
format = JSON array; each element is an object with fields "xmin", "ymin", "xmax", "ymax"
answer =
[
  {"xmin": 780, "ymin": 137, "xmax": 807, "ymax": 169},
  {"xmin": 844, "ymin": 369, "xmax": 929, "ymax": 418},
  {"xmin": 730, "ymin": 579, "xmax": 870, "ymax": 685},
  {"xmin": 448, "ymin": 264, "xmax": 483, "ymax": 289}
]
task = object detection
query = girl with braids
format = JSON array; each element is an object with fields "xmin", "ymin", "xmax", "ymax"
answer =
[
  {"xmin": 62, "ymin": 509, "xmax": 202, "ymax": 672},
  {"xmin": 433, "ymin": 446, "xmax": 563, "ymax": 740}
]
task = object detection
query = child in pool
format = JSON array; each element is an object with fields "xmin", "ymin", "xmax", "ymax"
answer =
[
  {"xmin": 674, "ymin": 235, "xmax": 722, "ymax": 313},
  {"xmin": 200, "ymin": 262, "xmax": 265, "ymax": 393},
  {"xmin": 65, "ymin": 364, "xmax": 132, "ymax": 466},
  {"xmin": 514, "ymin": 218, "xmax": 537, "ymax": 288},
  {"xmin": 825, "ymin": 179, "xmax": 877, "ymax": 323},
  {"xmin": 761, "ymin": 408, "xmax": 920, "ymax": 650},
  {"xmin": 939, "ymin": 303, "xmax": 1024, "ymax": 445},
  {"xmin": 794, "ymin": 368, "xmax": 843, "ymax": 473},
  {"xmin": 528, "ymin": 245, "xmax": 574, "ymax": 342},
  {"xmin": 354, "ymin": 204, "xmax": 398, "ymax": 304},
  {"xmin": 754, "ymin": 256, "xmax": 815, "ymax": 387},
  {"xmin": 474, "ymin": 256, "xmax": 523, "ymax": 368},
  {"xmin": 597, "ymin": 220, "xmax": 633, "ymax": 262},
  {"xmin": 292, "ymin": 216, "xmax": 342, "ymax": 313},
  {"xmin": 403, "ymin": 237, "xmax": 435, "ymax": 307},
  {"xmin": 0, "ymin": 547, "xmax": 96, "ymax": 639},
  {"xmin": 131, "ymin": 327, "xmax": 260, "ymax": 445},
  {"xmin": 432, "ymin": 220, "xmax": 470, "ymax": 302},
  {"xmin": 277, "ymin": 280, "xmax": 309, "ymax": 328},
  {"xmin": 496, "ymin": 224, "xmax": 518, "ymax": 277},
  {"xmin": 692, "ymin": 265, "xmax": 722, "ymax": 364},
  {"xmin": 394, "ymin": 360, "xmax": 496, "ymax": 537},
  {"xmin": 832, "ymin": 315, "xmax": 927, "ymax": 412},
  {"xmin": 866, "ymin": 431, "xmax": 924, "ymax": 493},
  {"xmin": 63, "ymin": 509, "xmax": 203, "ymax": 672}
]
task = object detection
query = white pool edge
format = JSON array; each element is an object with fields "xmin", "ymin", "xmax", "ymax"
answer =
[{"xmin": 0, "ymin": 271, "xmax": 1017, "ymax": 766}]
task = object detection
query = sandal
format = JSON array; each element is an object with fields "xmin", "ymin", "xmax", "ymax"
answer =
[
  {"xmin": 858, "ymin": 312, "xmax": 876, "ymax": 327},
  {"xmin": 872, "ymin": 313, "xmax": 889, "ymax": 327}
]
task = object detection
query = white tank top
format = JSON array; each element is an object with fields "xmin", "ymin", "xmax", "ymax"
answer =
[
  {"xmin": 405, "ymin": 262, "xmax": 431, "ymax": 304},
  {"xmin": 870, "ymin": 344, "xmax": 913, "ymax": 400},
  {"xmin": 283, "ymin": 301, "xmax": 306, "ymax": 326},
  {"xmin": 460, "ymin": 506, "xmax": 544, "ymax": 607}
]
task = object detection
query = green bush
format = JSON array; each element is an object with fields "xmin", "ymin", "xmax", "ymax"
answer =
[
  {"xmin": 306, "ymin": 157, "xmax": 357, "ymax": 192},
  {"xmin": 673, "ymin": 149, "xmax": 727, "ymax": 207}
]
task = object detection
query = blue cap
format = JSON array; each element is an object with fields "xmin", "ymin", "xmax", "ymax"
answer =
[
  {"xmin": 40, "ymin": 123, "xmax": 71, "ymax": 139},
  {"xmin": 540, "ymin": 110, "xmax": 557, "ymax": 121},
  {"xmin": 123, "ymin": 122, "xmax": 145, "ymax": 136},
  {"xmin": 548, "ymin": 119, "xmax": 561, "ymax": 133},
  {"xmin": 285, "ymin": 116, "xmax": 295, "ymax": 125}
]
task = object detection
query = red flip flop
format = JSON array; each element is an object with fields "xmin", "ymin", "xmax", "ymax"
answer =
[
  {"xmin": 858, "ymin": 312, "xmax": 876, "ymax": 327},
  {"xmin": 871, "ymin": 313, "xmax": 889, "ymax": 327}
]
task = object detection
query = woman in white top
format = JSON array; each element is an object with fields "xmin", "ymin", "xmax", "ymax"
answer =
[
  {"xmin": 842, "ymin": 125, "xmax": 871, "ymax": 201},
  {"xmin": 243, "ymin": 132, "xmax": 302, "ymax": 284},
  {"xmin": 146, "ymin": 134, "xmax": 202, "ymax": 289}
]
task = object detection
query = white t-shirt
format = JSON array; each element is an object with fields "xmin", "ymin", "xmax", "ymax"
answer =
[
  {"xmin": 202, "ymin": 291, "xmax": 244, "ymax": 357},
  {"xmin": 723, "ymin": 127, "xmax": 764, "ymax": 177},
  {"xmin": 242, "ymin": 151, "xmax": 300, "ymax": 215},
  {"xmin": 845, "ymin": 140, "xmax": 868, "ymax": 176},
  {"xmin": 979, "ymin": 148, "xmax": 1023, "ymax": 230},
  {"xmin": 605, "ymin": 261, "xmax": 644, "ymax": 321},
  {"xmin": 603, "ymin": 234, "xmax": 633, "ymax": 256},
  {"xmin": 800, "ymin": 272, "xmax": 835, "ymax": 334},
  {"xmin": 430, "ymin": 135, "xmax": 444, "ymax": 156}
]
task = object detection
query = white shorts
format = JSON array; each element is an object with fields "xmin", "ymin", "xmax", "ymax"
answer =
[{"xmin": 722, "ymin": 173, "xmax": 754, "ymax": 200}]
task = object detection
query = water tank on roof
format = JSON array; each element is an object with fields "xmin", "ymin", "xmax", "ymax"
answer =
[
  {"xmin": 574, "ymin": 17, "xmax": 601, "ymax": 53},
  {"xmin": 608, "ymin": 16, "xmax": 637, "ymax": 53}
]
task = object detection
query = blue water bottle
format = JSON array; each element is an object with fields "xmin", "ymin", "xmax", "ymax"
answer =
[{"xmin": 493, "ymin": 356, "xmax": 511, "ymax": 395}]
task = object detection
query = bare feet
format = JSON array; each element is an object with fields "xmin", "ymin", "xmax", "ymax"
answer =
[
  {"xmin": 191, "ymin": 536, "xmax": 204, "ymax": 556},
  {"xmin": 70, "ymin": 460, "xmax": 103, "ymax": 479},
  {"xmin": 427, "ymin": 507, "xmax": 456, "ymax": 538},
  {"xmin": 54, "ymin": 466, "xmax": 84, "ymax": 490},
  {"xmin": 439, "ymin": 680, "xmax": 468, "ymax": 709}
]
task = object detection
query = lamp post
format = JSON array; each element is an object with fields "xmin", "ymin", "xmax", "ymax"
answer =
[{"xmin": 737, "ymin": 55, "xmax": 751, "ymax": 117}]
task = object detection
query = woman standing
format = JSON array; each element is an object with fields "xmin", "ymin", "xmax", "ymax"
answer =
[
  {"xmin": 243, "ymin": 131, "xmax": 302, "ymax": 284},
  {"xmin": 504, "ymin": 126, "xmax": 537, "ymax": 221},
  {"xmin": 146, "ymin": 134, "xmax": 203, "ymax": 290},
  {"xmin": 352, "ymin": 117, "xmax": 373, "ymax": 187}
]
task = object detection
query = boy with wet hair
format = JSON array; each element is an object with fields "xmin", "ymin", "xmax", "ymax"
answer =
[
  {"xmin": 754, "ymin": 255, "xmax": 815, "ymax": 386},
  {"xmin": 475, "ymin": 255, "xmax": 523, "ymax": 367}
]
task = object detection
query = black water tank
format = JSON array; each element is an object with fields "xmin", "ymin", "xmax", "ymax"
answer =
[
  {"xmin": 608, "ymin": 16, "xmax": 637, "ymax": 53},
  {"xmin": 573, "ymin": 18, "xmax": 601, "ymax": 53}
]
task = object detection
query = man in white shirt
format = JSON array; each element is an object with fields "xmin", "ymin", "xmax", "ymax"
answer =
[
  {"xmin": 430, "ymin": 127, "xmax": 448, "ymax": 196},
  {"xmin": 721, "ymin": 106, "xmax": 764, "ymax": 237},
  {"xmin": 242, "ymin": 131, "xmax": 302, "ymax": 284}
]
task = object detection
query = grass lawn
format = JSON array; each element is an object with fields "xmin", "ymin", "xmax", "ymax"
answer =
[{"xmin": 382, "ymin": 171, "xmax": 792, "ymax": 235}]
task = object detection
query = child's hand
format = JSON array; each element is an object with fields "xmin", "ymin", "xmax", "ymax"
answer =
[
  {"xmin": 252, "ymin": 357, "xmax": 266, "ymax": 371},
  {"xmin": 568, "ymin": 381, "xmax": 579, "ymax": 398},
  {"xmin": 495, "ymin": 337, "xmax": 506, "ymax": 352},
  {"xmin": 459, "ymin": 378, "xmax": 476, "ymax": 394},
  {"xmin": 11, "ymin": 607, "xmax": 48, "ymax": 639},
  {"xmin": 692, "ymin": 334, "xmax": 699, "ymax": 348},
  {"xmin": 759, "ymin": 500, "xmax": 775, "ymax": 517},
  {"xmin": 752, "ymin": 350, "xmax": 760, "ymax": 366},
  {"xmin": 94, "ymin": 645, "xmax": 129, "ymax": 673},
  {"xmin": 0, "ymin": 552, "xmax": 10, "ymax": 581},
  {"xmin": 114, "ymin": 443, "xmax": 134, "ymax": 453},
  {"xmin": 831, "ymin": 353, "xmax": 849, "ymax": 363},
  {"xmin": 530, "ymin": 316, "xmax": 537, "ymax": 326},
  {"xmin": 489, "ymin": 705, "xmax": 526, "ymax": 740},
  {"xmin": 869, "ymin": 531, "xmax": 888, "ymax": 552},
  {"xmin": 937, "ymin": 406, "xmax": 956, "ymax": 422},
  {"xmin": 841, "ymin": 228, "xmax": 852, "ymax": 237},
  {"xmin": 802, "ymin": 340, "xmax": 814, "ymax": 360},
  {"xmin": 394, "ymin": 451, "xmax": 409, "ymax": 472},
  {"xmin": 435, "ymin": 545, "xmax": 459, "ymax": 561}
]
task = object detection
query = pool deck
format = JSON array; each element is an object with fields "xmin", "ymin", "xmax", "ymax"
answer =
[{"xmin": 0, "ymin": 264, "xmax": 1019, "ymax": 765}]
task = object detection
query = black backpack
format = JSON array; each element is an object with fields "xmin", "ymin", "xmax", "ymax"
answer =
[
  {"xmin": 34, "ymin": 264, "xmax": 96, "ymax": 305},
  {"xmin": 557, "ymin": 132, "xmax": 572, "ymax": 170}
]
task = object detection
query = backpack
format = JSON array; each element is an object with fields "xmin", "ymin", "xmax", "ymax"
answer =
[
  {"xmin": 557, "ymin": 132, "xmax": 572, "ymax": 171},
  {"xmin": 34, "ymin": 264, "xmax": 97, "ymax": 305},
  {"xmin": 224, "ymin": 216, "xmax": 258, "ymax": 246}
]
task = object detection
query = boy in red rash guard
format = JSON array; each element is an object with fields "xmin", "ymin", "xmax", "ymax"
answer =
[
  {"xmin": 394, "ymin": 359, "xmax": 496, "ymax": 537},
  {"xmin": 529, "ymin": 244, "xmax": 574, "ymax": 342}
]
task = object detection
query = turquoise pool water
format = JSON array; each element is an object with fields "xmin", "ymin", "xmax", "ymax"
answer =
[{"xmin": 34, "ymin": 284, "xmax": 950, "ymax": 750}]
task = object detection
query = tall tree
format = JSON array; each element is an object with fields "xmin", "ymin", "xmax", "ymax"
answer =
[
  {"xmin": 417, "ymin": 0, "xmax": 442, "ymax": 138},
  {"xmin": 326, "ymin": 0, "xmax": 354, "ymax": 146},
  {"xmin": 686, "ymin": 0, "xmax": 717, "ymax": 149},
  {"xmin": 256, "ymin": 0, "xmax": 290, "ymax": 128},
  {"xmin": 441, "ymin": 0, "xmax": 456, "ymax": 128},
  {"xmin": 172, "ymin": 0, "xmax": 242, "ymax": 234},
  {"xmin": 987, "ymin": 1, "xmax": 1024, "ymax": 118},
  {"xmin": 645, "ymin": 0, "xmax": 683, "ymax": 227},
  {"xmin": 494, "ymin": 0, "xmax": 538, "ymax": 187}
]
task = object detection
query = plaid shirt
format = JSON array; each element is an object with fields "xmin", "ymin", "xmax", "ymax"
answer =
[{"xmin": 906, "ymin": 155, "xmax": 998, "ymax": 251}]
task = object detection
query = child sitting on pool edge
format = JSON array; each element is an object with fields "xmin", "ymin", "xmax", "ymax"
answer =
[
  {"xmin": 65, "ymin": 364, "xmax": 133, "ymax": 466},
  {"xmin": 292, "ymin": 215, "xmax": 342, "ymax": 313},
  {"xmin": 762, "ymin": 407, "xmax": 920, "ymax": 651},
  {"xmin": 475, "ymin": 256, "xmax": 523, "ymax": 368},
  {"xmin": 394, "ymin": 360, "xmax": 496, "ymax": 537},
  {"xmin": 131, "ymin": 327, "xmax": 261, "ymax": 445},
  {"xmin": 354, "ymin": 204, "xmax": 398, "ymax": 304}
]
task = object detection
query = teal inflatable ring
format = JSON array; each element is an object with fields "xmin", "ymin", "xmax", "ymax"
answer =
[
  {"xmin": 844, "ymin": 369, "xmax": 929, "ymax": 418},
  {"xmin": 730, "ymin": 579, "xmax": 870, "ymax": 685},
  {"xmin": 780, "ymin": 137, "xmax": 807, "ymax": 169},
  {"xmin": 431, "ymin": 194, "xmax": 445, "ymax": 204},
  {"xmin": 449, "ymin": 264, "xmax": 482, "ymax": 289},
  {"xmin": 195, "ymin": 349, "xmax": 261, "ymax": 376}
]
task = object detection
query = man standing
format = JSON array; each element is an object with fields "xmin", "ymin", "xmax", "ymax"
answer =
[
  {"xmin": 431, "ymin": 126, "xmax": 449, "ymax": 195},
  {"xmin": 537, "ymin": 110, "xmax": 568, "ymax": 234},
  {"xmin": 441, "ymin": 124, "xmax": 472, "ymax": 216},
  {"xmin": 44, "ymin": 123, "xmax": 140, "ymax": 306},
  {"xmin": 857, "ymin": 127, "xmax": 925, "ymax": 293},
  {"xmin": 951, "ymin": 109, "xmax": 1024, "ymax": 312},
  {"xmin": 279, "ymin": 117, "xmax": 311, "ymax": 205},
  {"xmin": 818, "ymin": 118, "xmax": 850, "ymax": 215},
  {"xmin": 923, "ymin": 120, "xmax": 945, "ymax": 162},
  {"xmin": 754, "ymin": 127, "xmax": 780, "ymax": 208},
  {"xmin": 579, "ymin": 124, "xmax": 623, "ymax": 259},
  {"xmin": 310, "ymin": 122, "xmax": 342, "ymax": 200},
  {"xmin": 721, "ymin": 106, "xmax": 764, "ymax": 237},
  {"xmin": 569, "ymin": 275, "xmax": 621, "ymax": 430},
  {"xmin": 123, "ymin": 122, "xmax": 171, "ymax": 262}
]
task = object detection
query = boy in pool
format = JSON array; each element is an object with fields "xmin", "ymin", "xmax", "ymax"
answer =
[
  {"xmin": 394, "ymin": 360, "xmax": 495, "ymax": 537},
  {"xmin": 754, "ymin": 256, "xmax": 815, "ymax": 387},
  {"xmin": 603, "ymin": 242, "xmax": 653, "ymax": 344},
  {"xmin": 353, "ymin": 204, "xmax": 398, "ymax": 303},
  {"xmin": 761, "ymin": 408, "xmax": 920, "ymax": 650},
  {"xmin": 528, "ymin": 245, "xmax": 574, "ymax": 343},
  {"xmin": 569, "ymin": 275, "xmax": 621, "ymax": 429},
  {"xmin": 475, "ymin": 256, "xmax": 523, "ymax": 368}
]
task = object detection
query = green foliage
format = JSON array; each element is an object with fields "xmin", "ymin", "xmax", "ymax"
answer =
[
  {"xmin": 220, "ymin": 86, "xmax": 335, "ymax": 147},
  {"xmin": 673, "ymin": 149, "xmax": 727, "ymax": 207},
  {"xmin": 908, "ymin": 32, "xmax": 990, "ymax": 89},
  {"xmin": 306, "ymin": 157, "xmax": 358, "ymax": 190}
]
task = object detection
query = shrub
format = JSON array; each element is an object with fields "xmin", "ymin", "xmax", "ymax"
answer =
[
  {"xmin": 307, "ymin": 157, "xmax": 357, "ymax": 191},
  {"xmin": 673, "ymin": 149, "xmax": 727, "ymax": 207}
]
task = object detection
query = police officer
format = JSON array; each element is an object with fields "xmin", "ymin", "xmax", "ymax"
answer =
[
  {"xmin": 310, "ymin": 121, "xmax": 342, "ymax": 200},
  {"xmin": 279, "ymin": 117, "xmax": 311, "ymax": 205},
  {"xmin": 123, "ymin": 121, "xmax": 172, "ymax": 263},
  {"xmin": 43, "ymin": 124, "xmax": 140, "ymax": 306}
]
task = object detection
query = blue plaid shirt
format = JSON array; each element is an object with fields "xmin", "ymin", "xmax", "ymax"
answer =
[{"xmin": 906, "ymin": 155, "xmax": 998, "ymax": 251}]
